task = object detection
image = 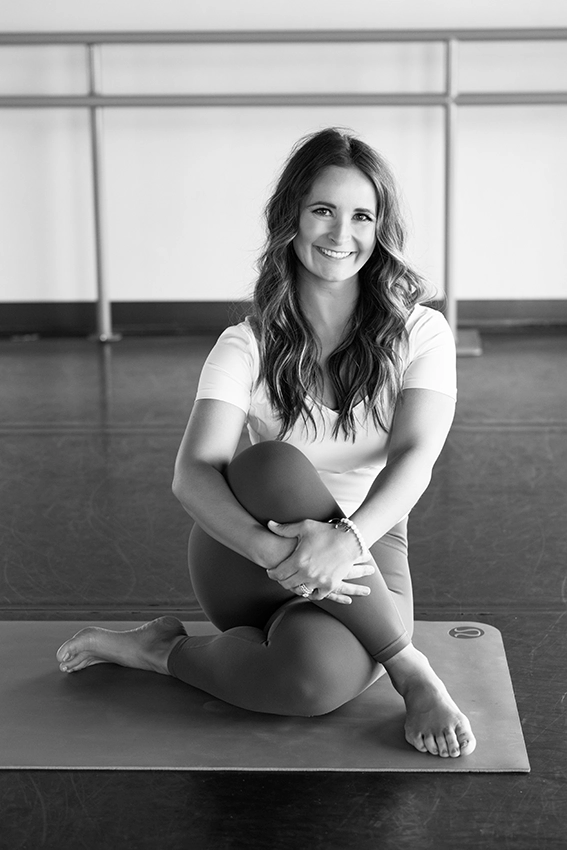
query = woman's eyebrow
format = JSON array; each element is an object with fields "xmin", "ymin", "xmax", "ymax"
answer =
[
  {"xmin": 306, "ymin": 200, "xmax": 375, "ymax": 214},
  {"xmin": 306, "ymin": 200, "xmax": 336, "ymax": 207}
]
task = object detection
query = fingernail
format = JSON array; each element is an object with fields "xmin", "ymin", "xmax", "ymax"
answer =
[{"xmin": 62, "ymin": 652, "xmax": 70, "ymax": 662}]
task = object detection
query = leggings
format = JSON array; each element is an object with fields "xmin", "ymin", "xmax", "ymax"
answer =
[{"xmin": 168, "ymin": 441, "xmax": 413, "ymax": 716}]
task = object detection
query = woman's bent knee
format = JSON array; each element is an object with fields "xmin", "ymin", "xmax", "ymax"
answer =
[
  {"xmin": 227, "ymin": 441, "xmax": 310, "ymax": 493},
  {"xmin": 267, "ymin": 607, "xmax": 377, "ymax": 716},
  {"xmin": 226, "ymin": 441, "xmax": 339, "ymax": 525},
  {"xmin": 276, "ymin": 670, "xmax": 357, "ymax": 717}
]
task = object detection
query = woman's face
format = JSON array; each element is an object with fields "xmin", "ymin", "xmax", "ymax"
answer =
[{"xmin": 293, "ymin": 165, "xmax": 377, "ymax": 288}]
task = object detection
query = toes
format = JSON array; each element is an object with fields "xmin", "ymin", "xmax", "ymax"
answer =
[
  {"xmin": 56, "ymin": 643, "xmax": 72, "ymax": 664},
  {"xmin": 435, "ymin": 734, "xmax": 450, "ymax": 758},
  {"xmin": 406, "ymin": 726, "xmax": 475, "ymax": 759},
  {"xmin": 60, "ymin": 654, "xmax": 83, "ymax": 673},
  {"xmin": 457, "ymin": 728, "xmax": 477, "ymax": 756},
  {"xmin": 422, "ymin": 734, "xmax": 439, "ymax": 756},
  {"xmin": 59, "ymin": 647, "xmax": 94, "ymax": 673},
  {"xmin": 406, "ymin": 732, "xmax": 428, "ymax": 753},
  {"xmin": 444, "ymin": 729, "xmax": 461, "ymax": 758}
]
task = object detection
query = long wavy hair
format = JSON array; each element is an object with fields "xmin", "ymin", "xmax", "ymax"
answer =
[{"xmin": 249, "ymin": 127, "xmax": 435, "ymax": 441}]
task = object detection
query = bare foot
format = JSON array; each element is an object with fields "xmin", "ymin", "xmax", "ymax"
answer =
[
  {"xmin": 56, "ymin": 616, "xmax": 187, "ymax": 677},
  {"xmin": 385, "ymin": 644, "xmax": 476, "ymax": 758}
]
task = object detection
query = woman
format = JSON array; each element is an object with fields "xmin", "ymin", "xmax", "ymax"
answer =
[{"xmin": 57, "ymin": 128, "xmax": 476, "ymax": 759}]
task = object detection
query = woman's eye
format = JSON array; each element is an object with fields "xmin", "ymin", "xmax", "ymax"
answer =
[
  {"xmin": 312, "ymin": 207, "xmax": 332, "ymax": 216},
  {"xmin": 354, "ymin": 213, "xmax": 373, "ymax": 222}
]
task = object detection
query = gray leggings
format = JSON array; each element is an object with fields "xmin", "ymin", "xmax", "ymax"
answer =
[{"xmin": 168, "ymin": 441, "xmax": 413, "ymax": 716}]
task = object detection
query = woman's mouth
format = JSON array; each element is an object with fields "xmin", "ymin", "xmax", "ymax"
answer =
[{"xmin": 316, "ymin": 247, "xmax": 353, "ymax": 260}]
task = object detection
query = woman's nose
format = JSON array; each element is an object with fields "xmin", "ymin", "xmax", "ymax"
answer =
[{"xmin": 329, "ymin": 216, "xmax": 351, "ymax": 245}]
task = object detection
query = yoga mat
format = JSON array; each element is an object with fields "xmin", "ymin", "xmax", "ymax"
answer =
[{"xmin": 0, "ymin": 621, "xmax": 529, "ymax": 772}]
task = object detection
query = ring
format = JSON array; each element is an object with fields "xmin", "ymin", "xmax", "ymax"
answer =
[{"xmin": 298, "ymin": 583, "xmax": 313, "ymax": 598}]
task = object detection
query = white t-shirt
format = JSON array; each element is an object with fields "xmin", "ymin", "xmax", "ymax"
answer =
[{"xmin": 196, "ymin": 304, "xmax": 456, "ymax": 515}]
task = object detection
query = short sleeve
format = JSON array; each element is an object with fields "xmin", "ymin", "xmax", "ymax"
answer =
[
  {"xmin": 195, "ymin": 322, "xmax": 259, "ymax": 413},
  {"xmin": 402, "ymin": 306, "xmax": 457, "ymax": 400}
]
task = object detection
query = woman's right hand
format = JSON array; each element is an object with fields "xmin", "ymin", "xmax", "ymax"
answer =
[{"xmin": 265, "ymin": 519, "xmax": 375, "ymax": 604}]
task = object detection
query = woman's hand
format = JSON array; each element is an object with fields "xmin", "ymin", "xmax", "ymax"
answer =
[{"xmin": 265, "ymin": 519, "xmax": 375, "ymax": 605}]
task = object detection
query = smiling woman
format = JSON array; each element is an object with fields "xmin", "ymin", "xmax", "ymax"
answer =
[{"xmin": 57, "ymin": 128, "xmax": 476, "ymax": 760}]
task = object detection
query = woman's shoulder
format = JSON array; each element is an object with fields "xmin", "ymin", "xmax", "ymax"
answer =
[
  {"xmin": 406, "ymin": 304, "xmax": 453, "ymax": 350},
  {"xmin": 405, "ymin": 303, "xmax": 451, "ymax": 338},
  {"xmin": 196, "ymin": 318, "xmax": 259, "ymax": 409},
  {"xmin": 205, "ymin": 318, "xmax": 260, "ymax": 379},
  {"xmin": 214, "ymin": 318, "xmax": 259, "ymax": 353}
]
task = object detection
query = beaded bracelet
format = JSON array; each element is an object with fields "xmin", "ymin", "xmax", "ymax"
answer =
[{"xmin": 328, "ymin": 517, "xmax": 370, "ymax": 559}]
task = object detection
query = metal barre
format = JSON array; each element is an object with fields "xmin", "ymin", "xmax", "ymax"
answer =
[
  {"xmin": 1, "ymin": 28, "xmax": 566, "ymax": 343},
  {"xmin": 1, "ymin": 28, "xmax": 567, "ymax": 43}
]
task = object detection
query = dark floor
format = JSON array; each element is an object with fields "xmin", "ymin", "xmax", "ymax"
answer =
[{"xmin": 1, "ymin": 330, "xmax": 566, "ymax": 849}]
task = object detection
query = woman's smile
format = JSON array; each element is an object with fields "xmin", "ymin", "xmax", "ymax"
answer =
[{"xmin": 315, "ymin": 247, "xmax": 354, "ymax": 260}]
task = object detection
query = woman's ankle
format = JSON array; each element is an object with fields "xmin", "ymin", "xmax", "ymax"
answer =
[{"xmin": 383, "ymin": 643, "xmax": 437, "ymax": 694}]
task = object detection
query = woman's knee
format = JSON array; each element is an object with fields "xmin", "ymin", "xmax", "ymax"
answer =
[
  {"xmin": 226, "ymin": 441, "xmax": 338, "ymax": 524},
  {"xmin": 227, "ymin": 441, "xmax": 309, "ymax": 493},
  {"xmin": 279, "ymin": 673, "xmax": 344, "ymax": 717},
  {"xmin": 267, "ymin": 607, "xmax": 377, "ymax": 717},
  {"xmin": 276, "ymin": 651, "xmax": 375, "ymax": 717}
]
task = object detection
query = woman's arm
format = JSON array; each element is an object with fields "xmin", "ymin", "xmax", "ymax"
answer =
[
  {"xmin": 173, "ymin": 398, "xmax": 374, "ymax": 602},
  {"xmin": 350, "ymin": 387, "xmax": 456, "ymax": 546},
  {"xmin": 172, "ymin": 398, "xmax": 294, "ymax": 569},
  {"xmin": 265, "ymin": 388, "xmax": 454, "ymax": 595}
]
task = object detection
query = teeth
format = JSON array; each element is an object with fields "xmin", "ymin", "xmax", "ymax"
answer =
[{"xmin": 318, "ymin": 247, "xmax": 351, "ymax": 259}]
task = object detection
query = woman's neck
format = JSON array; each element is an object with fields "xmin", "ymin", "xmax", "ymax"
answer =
[{"xmin": 297, "ymin": 278, "xmax": 359, "ymax": 351}]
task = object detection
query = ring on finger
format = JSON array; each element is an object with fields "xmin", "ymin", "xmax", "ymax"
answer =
[{"xmin": 297, "ymin": 583, "xmax": 314, "ymax": 598}]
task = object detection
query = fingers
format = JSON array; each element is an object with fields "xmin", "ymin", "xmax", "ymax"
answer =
[
  {"xmin": 267, "ymin": 520, "xmax": 301, "ymax": 538},
  {"xmin": 267, "ymin": 564, "xmax": 300, "ymax": 585},
  {"xmin": 270, "ymin": 566, "xmax": 372, "ymax": 598},
  {"xmin": 346, "ymin": 562, "xmax": 376, "ymax": 579},
  {"xmin": 267, "ymin": 558, "xmax": 374, "ymax": 586},
  {"xmin": 311, "ymin": 582, "xmax": 371, "ymax": 604},
  {"xmin": 334, "ymin": 582, "xmax": 371, "ymax": 598},
  {"xmin": 323, "ymin": 592, "xmax": 353, "ymax": 605}
]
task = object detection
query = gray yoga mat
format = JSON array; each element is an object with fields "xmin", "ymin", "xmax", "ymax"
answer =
[{"xmin": 0, "ymin": 620, "xmax": 529, "ymax": 772}]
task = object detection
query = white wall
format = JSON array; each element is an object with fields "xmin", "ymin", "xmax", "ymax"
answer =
[
  {"xmin": 3, "ymin": 0, "xmax": 567, "ymax": 32},
  {"xmin": 0, "ymin": 1, "xmax": 566, "ymax": 304}
]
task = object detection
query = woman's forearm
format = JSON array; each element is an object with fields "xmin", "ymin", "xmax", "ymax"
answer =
[
  {"xmin": 172, "ymin": 460, "xmax": 295, "ymax": 569},
  {"xmin": 349, "ymin": 448, "xmax": 433, "ymax": 547},
  {"xmin": 351, "ymin": 389, "xmax": 455, "ymax": 548}
]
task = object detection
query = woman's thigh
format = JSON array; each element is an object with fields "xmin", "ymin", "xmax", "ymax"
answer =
[{"xmin": 188, "ymin": 523, "xmax": 295, "ymax": 631}]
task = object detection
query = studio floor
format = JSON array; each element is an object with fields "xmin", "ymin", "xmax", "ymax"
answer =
[{"xmin": 1, "ymin": 328, "xmax": 566, "ymax": 849}]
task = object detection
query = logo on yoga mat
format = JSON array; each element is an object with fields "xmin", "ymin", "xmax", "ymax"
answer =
[{"xmin": 449, "ymin": 626, "xmax": 485, "ymax": 639}]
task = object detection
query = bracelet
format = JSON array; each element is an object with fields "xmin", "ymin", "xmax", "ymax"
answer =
[{"xmin": 328, "ymin": 517, "xmax": 369, "ymax": 559}]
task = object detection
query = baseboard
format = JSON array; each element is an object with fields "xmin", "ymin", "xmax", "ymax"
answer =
[
  {"xmin": 458, "ymin": 300, "xmax": 567, "ymax": 330},
  {"xmin": 0, "ymin": 301, "xmax": 249, "ymax": 338},
  {"xmin": 1, "ymin": 300, "xmax": 566, "ymax": 338}
]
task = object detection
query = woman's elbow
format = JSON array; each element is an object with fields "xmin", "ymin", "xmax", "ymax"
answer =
[
  {"xmin": 171, "ymin": 463, "xmax": 191, "ymax": 504},
  {"xmin": 171, "ymin": 457, "xmax": 214, "ymax": 509},
  {"xmin": 171, "ymin": 472, "xmax": 184, "ymax": 504}
]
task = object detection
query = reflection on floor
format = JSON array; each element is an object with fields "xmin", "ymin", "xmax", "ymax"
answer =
[{"xmin": 1, "ymin": 329, "xmax": 566, "ymax": 849}]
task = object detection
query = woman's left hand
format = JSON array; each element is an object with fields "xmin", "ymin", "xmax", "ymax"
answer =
[{"xmin": 265, "ymin": 519, "xmax": 375, "ymax": 605}]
